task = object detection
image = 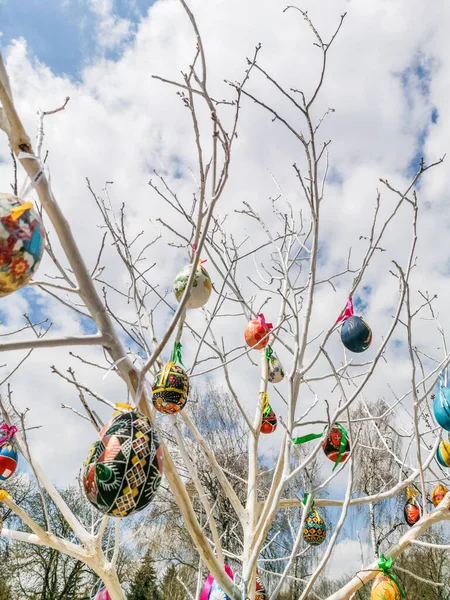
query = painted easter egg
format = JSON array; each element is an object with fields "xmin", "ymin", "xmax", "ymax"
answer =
[
  {"xmin": 0, "ymin": 441, "xmax": 18, "ymax": 481},
  {"xmin": 431, "ymin": 483, "xmax": 448, "ymax": 507},
  {"xmin": 371, "ymin": 575, "xmax": 401, "ymax": 600},
  {"xmin": 303, "ymin": 508, "xmax": 327, "ymax": 546},
  {"xmin": 341, "ymin": 315, "xmax": 372, "ymax": 353},
  {"xmin": 0, "ymin": 193, "xmax": 45, "ymax": 297},
  {"xmin": 82, "ymin": 410, "xmax": 163, "ymax": 517},
  {"xmin": 245, "ymin": 315, "xmax": 272, "ymax": 350},
  {"xmin": 255, "ymin": 574, "xmax": 267, "ymax": 600},
  {"xmin": 268, "ymin": 355, "xmax": 284, "ymax": 384},
  {"xmin": 403, "ymin": 497, "xmax": 422, "ymax": 526},
  {"xmin": 260, "ymin": 409, "xmax": 277, "ymax": 435},
  {"xmin": 434, "ymin": 386, "xmax": 450, "ymax": 432},
  {"xmin": 436, "ymin": 440, "xmax": 450, "ymax": 467},
  {"xmin": 322, "ymin": 425, "xmax": 350, "ymax": 464},
  {"xmin": 209, "ymin": 582, "xmax": 231, "ymax": 600},
  {"xmin": 173, "ymin": 263, "xmax": 212, "ymax": 309},
  {"xmin": 152, "ymin": 362, "xmax": 189, "ymax": 414}
]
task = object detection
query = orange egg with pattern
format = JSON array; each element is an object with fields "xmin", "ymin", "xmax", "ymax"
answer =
[{"xmin": 371, "ymin": 575, "xmax": 401, "ymax": 600}]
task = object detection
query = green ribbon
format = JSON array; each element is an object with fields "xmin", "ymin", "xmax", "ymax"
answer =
[
  {"xmin": 292, "ymin": 423, "xmax": 349, "ymax": 472},
  {"xmin": 171, "ymin": 342, "xmax": 186, "ymax": 368},
  {"xmin": 377, "ymin": 555, "xmax": 406, "ymax": 598},
  {"xmin": 265, "ymin": 344, "xmax": 274, "ymax": 359},
  {"xmin": 301, "ymin": 492, "xmax": 314, "ymax": 509}
]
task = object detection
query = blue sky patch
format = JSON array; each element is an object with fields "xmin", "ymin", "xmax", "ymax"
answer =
[{"xmin": 0, "ymin": 0, "xmax": 155, "ymax": 79}]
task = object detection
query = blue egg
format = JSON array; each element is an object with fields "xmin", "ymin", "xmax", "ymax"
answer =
[
  {"xmin": 0, "ymin": 441, "xmax": 18, "ymax": 481},
  {"xmin": 340, "ymin": 316, "xmax": 372, "ymax": 353},
  {"xmin": 434, "ymin": 388, "xmax": 450, "ymax": 432},
  {"xmin": 209, "ymin": 582, "xmax": 231, "ymax": 600}
]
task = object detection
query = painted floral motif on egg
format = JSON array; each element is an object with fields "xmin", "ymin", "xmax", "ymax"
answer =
[
  {"xmin": 152, "ymin": 363, "xmax": 189, "ymax": 414},
  {"xmin": 173, "ymin": 263, "xmax": 212, "ymax": 309},
  {"xmin": 0, "ymin": 193, "xmax": 45, "ymax": 297},
  {"xmin": 371, "ymin": 575, "xmax": 401, "ymax": 600}
]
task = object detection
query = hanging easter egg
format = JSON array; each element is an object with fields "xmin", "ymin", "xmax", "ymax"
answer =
[
  {"xmin": 173, "ymin": 262, "xmax": 212, "ymax": 309},
  {"xmin": 322, "ymin": 425, "xmax": 350, "ymax": 465},
  {"xmin": 431, "ymin": 483, "xmax": 448, "ymax": 507},
  {"xmin": 245, "ymin": 314, "xmax": 273, "ymax": 350},
  {"xmin": 436, "ymin": 440, "xmax": 450, "ymax": 467},
  {"xmin": 260, "ymin": 409, "xmax": 277, "ymax": 435},
  {"xmin": 152, "ymin": 362, "xmax": 189, "ymax": 414},
  {"xmin": 341, "ymin": 315, "xmax": 372, "ymax": 353},
  {"xmin": 303, "ymin": 508, "xmax": 327, "ymax": 546},
  {"xmin": 433, "ymin": 380, "xmax": 450, "ymax": 432},
  {"xmin": 82, "ymin": 410, "xmax": 163, "ymax": 517},
  {"xmin": 371, "ymin": 575, "xmax": 401, "ymax": 600},
  {"xmin": 255, "ymin": 574, "xmax": 267, "ymax": 600},
  {"xmin": 208, "ymin": 582, "xmax": 231, "ymax": 600},
  {"xmin": 403, "ymin": 497, "xmax": 422, "ymax": 526},
  {"xmin": 0, "ymin": 441, "xmax": 18, "ymax": 481},
  {"xmin": 266, "ymin": 346, "xmax": 284, "ymax": 384},
  {"xmin": 0, "ymin": 193, "xmax": 45, "ymax": 297}
]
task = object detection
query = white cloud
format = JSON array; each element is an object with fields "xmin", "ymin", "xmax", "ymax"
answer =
[{"xmin": 326, "ymin": 538, "xmax": 372, "ymax": 580}]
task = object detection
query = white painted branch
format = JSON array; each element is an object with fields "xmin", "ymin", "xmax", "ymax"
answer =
[
  {"xmin": 180, "ymin": 410, "xmax": 245, "ymax": 522},
  {"xmin": 0, "ymin": 334, "xmax": 104, "ymax": 352}
]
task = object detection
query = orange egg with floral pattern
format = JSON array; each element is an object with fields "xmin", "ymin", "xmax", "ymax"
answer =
[{"xmin": 371, "ymin": 575, "xmax": 401, "ymax": 600}]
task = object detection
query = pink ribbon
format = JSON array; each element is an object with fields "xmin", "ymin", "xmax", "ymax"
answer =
[
  {"xmin": 258, "ymin": 313, "xmax": 273, "ymax": 329},
  {"xmin": 191, "ymin": 243, "xmax": 207, "ymax": 264},
  {"xmin": 94, "ymin": 588, "xmax": 111, "ymax": 600},
  {"xmin": 336, "ymin": 297, "xmax": 354, "ymax": 324},
  {"xmin": 199, "ymin": 564, "xmax": 234, "ymax": 600},
  {"xmin": 0, "ymin": 424, "xmax": 17, "ymax": 445}
]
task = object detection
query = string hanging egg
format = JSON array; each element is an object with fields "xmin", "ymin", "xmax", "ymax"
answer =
[
  {"xmin": 0, "ymin": 424, "xmax": 18, "ymax": 481},
  {"xmin": 433, "ymin": 373, "xmax": 450, "ymax": 432},
  {"xmin": 322, "ymin": 424, "xmax": 350, "ymax": 466},
  {"xmin": 173, "ymin": 260, "xmax": 212, "ymax": 309},
  {"xmin": 244, "ymin": 314, "xmax": 272, "ymax": 350},
  {"xmin": 152, "ymin": 343, "xmax": 189, "ymax": 414},
  {"xmin": 266, "ymin": 345, "xmax": 284, "ymax": 384},
  {"xmin": 82, "ymin": 409, "xmax": 163, "ymax": 517},
  {"xmin": 436, "ymin": 440, "xmax": 450, "ymax": 467},
  {"xmin": 303, "ymin": 508, "xmax": 327, "ymax": 546},
  {"xmin": 403, "ymin": 488, "xmax": 422, "ymax": 526},
  {"xmin": 431, "ymin": 483, "xmax": 448, "ymax": 507},
  {"xmin": 371, "ymin": 575, "xmax": 401, "ymax": 600},
  {"xmin": 260, "ymin": 408, "xmax": 277, "ymax": 435},
  {"xmin": 0, "ymin": 193, "xmax": 45, "ymax": 297},
  {"xmin": 337, "ymin": 297, "xmax": 372, "ymax": 353}
]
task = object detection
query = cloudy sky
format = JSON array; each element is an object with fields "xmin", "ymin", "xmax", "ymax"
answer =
[{"xmin": 0, "ymin": 0, "xmax": 450, "ymax": 582}]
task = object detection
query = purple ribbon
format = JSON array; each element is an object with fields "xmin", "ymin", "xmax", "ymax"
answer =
[
  {"xmin": 199, "ymin": 564, "xmax": 234, "ymax": 600},
  {"xmin": 0, "ymin": 424, "xmax": 17, "ymax": 445}
]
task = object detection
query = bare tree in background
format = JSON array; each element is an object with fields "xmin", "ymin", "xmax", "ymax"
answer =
[{"xmin": 0, "ymin": 2, "xmax": 449, "ymax": 600}]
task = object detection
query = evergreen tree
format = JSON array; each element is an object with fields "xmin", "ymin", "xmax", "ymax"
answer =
[
  {"xmin": 161, "ymin": 565, "xmax": 187, "ymax": 600},
  {"xmin": 128, "ymin": 550, "xmax": 162, "ymax": 600}
]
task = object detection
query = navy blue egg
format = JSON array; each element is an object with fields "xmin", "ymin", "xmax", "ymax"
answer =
[
  {"xmin": 340, "ymin": 316, "xmax": 372, "ymax": 353},
  {"xmin": 434, "ymin": 387, "xmax": 450, "ymax": 432}
]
